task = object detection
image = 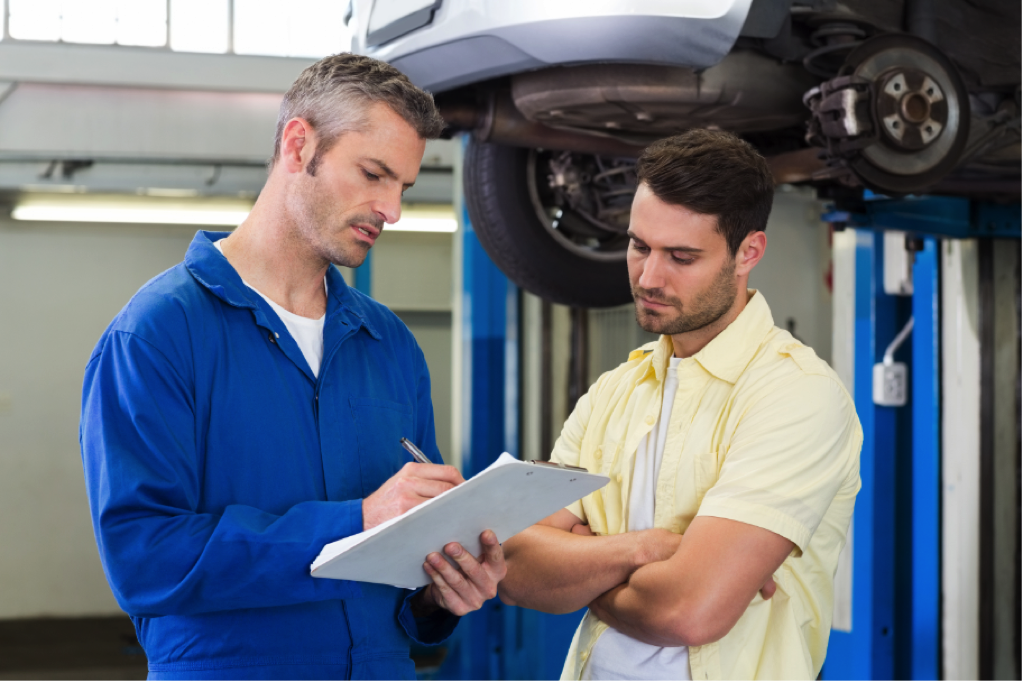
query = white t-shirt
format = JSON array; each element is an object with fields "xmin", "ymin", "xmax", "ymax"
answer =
[
  {"xmin": 583, "ymin": 356, "xmax": 692, "ymax": 681},
  {"xmin": 214, "ymin": 239, "xmax": 326, "ymax": 378}
]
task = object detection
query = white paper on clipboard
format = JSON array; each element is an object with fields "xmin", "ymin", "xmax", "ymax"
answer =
[{"xmin": 310, "ymin": 452, "xmax": 608, "ymax": 588}]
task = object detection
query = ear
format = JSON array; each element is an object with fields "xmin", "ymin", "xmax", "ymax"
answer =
[
  {"xmin": 278, "ymin": 118, "xmax": 316, "ymax": 174},
  {"xmin": 735, "ymin": 231, "xmax": 766, "ymax": 277}
]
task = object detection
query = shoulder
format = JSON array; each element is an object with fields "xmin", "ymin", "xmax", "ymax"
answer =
[
  {"xmin": 91, "ymin": 262, "xmax": 215, "ymax": 365},
  {"xmin": 742, "ymin": 328, "xmax": 850, "ymax": 398}
]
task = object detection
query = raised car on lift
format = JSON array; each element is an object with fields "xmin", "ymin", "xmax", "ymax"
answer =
[{"xmin": 351, "ymin": 0, "xmax": 1021, "ymax": 308}]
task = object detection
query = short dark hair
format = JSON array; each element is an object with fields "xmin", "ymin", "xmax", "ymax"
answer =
[
  {"xmin": 272, "ymin": 53, "xmax": 445, "ymax": 166},
  {"xmin": 636, "ymin": 130, "xmax": 774, "ymax": 257}
]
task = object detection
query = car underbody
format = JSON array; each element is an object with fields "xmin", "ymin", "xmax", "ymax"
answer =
[{"xmin": 357, "ymin": 0, "xmax": 1021, "ymax": 306}]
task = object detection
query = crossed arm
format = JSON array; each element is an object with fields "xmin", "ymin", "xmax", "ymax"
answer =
[{"xmin": 499, "ymin": 508, "xmax": 792, "ymax": 647}]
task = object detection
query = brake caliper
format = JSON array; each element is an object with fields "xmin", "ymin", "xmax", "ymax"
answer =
[{"xmin": 803, "ymin": 75, "xmax": 878, "ymax": 182}]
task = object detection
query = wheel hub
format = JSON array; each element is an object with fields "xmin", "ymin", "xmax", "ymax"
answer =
[
  {"xmin": 526, "ymin": 149, "xmax": 635, "ymax": 262},
  {"xmin": 876, "ymin": 68, "xmax": 947, "ymax": 150}
]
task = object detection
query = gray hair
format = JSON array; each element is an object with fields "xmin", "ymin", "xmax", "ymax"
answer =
[{"xmin": 271, "ymin": 53, "xmax": 445, "ymax": 169}]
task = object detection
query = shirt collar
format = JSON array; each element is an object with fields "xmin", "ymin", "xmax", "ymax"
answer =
[
  {"xmin": 184, "ymin": 230, "xmax": 381, "ymax": 341},
  {"xmin": 647, "ymin": 289, "xmax": 775, "ymax": 385}
]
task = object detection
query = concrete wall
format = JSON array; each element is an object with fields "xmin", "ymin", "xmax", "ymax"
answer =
[
  {"xmin": 749, "ymin": 186, "xmax": 833, "ymax": 363},
  {"xmin": 0, "ymin": 218, "xmax": 197, "ymax": 618}
]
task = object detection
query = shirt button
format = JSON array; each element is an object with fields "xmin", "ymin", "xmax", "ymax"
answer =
[
  {"xmin": 616, "ymin": 473, "xmax": 623, "ymax": 484},
  {"xmin": 645, "ymin": 415, "xmax": 655, "ymax": 425},
  {"xmin": 268, "ymin": 333, "xmax": 276, "ymax": 344},
  {"xmin": 594, "ymin": 448, "xmax": 602, "ymax": 460}
]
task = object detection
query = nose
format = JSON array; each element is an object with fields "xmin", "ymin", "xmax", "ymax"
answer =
[
  {"xmin": 374, "ymin": 188, "xmax": 403, "ymax": 225},
  {"xmin": 637, "ymin": 251, "xmax": 667, "ymax": 290}
]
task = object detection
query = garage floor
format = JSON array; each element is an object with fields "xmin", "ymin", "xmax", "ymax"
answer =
[{"xmin": 0, "ymin": 616, "xmax": 148, "ymax": 680}]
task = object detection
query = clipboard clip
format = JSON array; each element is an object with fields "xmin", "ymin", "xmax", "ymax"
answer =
[{"xmin": 528, "ymin": 460, "xmax": 589, "ymax": 473}]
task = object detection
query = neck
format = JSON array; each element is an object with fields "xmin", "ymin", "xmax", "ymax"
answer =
[
  {"xmin": 220, "ymin": 176, "xmax": 330, "ymax": 318},
  {"xmin": 670, "ymin": 287, "xmax": 752, "ymax": 359}
]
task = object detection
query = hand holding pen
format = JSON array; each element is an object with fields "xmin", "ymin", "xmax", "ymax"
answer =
[{"xmin": 361, "ymin": 438, "xmax": 464, "ymax": 530}]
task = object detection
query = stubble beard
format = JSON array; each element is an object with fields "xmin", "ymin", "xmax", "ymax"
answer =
[
  {"xmin": 633, "ymin": 257, "xmax": 738, "ymax": 336},
  {"xmin": 286, "ymin": 167, "xmax": 382, "ymax": 269}
]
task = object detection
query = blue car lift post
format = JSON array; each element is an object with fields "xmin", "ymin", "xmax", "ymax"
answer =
[{"xmin": 821, "ymin": 195, "xmax": 1021, "ymax": 680}]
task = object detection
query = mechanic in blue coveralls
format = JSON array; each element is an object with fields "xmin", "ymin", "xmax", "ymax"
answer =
[{"xmin": 79, "ymin": 54, "xmax": 506, "ymax": 680}]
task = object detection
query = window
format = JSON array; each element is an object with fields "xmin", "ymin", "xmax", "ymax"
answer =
[
  {"xmin": 169, "ymin": 0, "xmax": 228, "ymax": 53},
  {"xmin": 8, "ymin": 0, "xmax": 167, "ymax": 46},
  {"xmin": 2, "ymin": 0, "xmax": 350, "ymax": 56},
  {"xmin": 234, "ymin": 0, "xmax": 348, "ymax": 58}
]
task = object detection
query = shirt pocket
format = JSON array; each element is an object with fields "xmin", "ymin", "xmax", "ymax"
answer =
[
  {"xmin": 348, "ymin": 396, "xmax": 414, "ymax": 497},
  {"xmin": 694, "ymin": 445, "xmax": 722, "ymax": 503}
]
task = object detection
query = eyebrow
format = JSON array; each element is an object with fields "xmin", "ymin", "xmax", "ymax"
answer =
[
  {"xmin": 365, "ymin": 157, "xmax": 415, "ymax": 189},
  {"xmin": 626, "ymin": 230, "xmax": 704, "ymax": 253}
]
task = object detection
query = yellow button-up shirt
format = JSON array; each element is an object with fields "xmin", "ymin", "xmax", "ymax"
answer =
[{"xmin": 552, "ymin": 291, "xmax": 862, "ymax": 680}]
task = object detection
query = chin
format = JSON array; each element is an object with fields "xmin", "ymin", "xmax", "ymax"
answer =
[{"xmin": 635, "ymin": 309, "xmax": 671, "ymax": 335}]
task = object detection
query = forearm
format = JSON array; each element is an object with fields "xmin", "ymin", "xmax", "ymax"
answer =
[
  {"xmin": 589, "ymin": 563, "xmax": 696, "ymax": 647},
  {"xmin": 589, "ymin": 517, "xmax": 789, "ymax": 648},
  {"xmin": 499, "ymin": 525, "xmax": 643, "ymax": 614}
]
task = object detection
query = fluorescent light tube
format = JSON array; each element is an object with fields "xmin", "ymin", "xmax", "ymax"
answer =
[
  {"xmin": 386, "ymin": 217, "xmax": 457, "ymax": 233},
  {"xmin": 12, "ymin": 206, "xmax": 251, "ymax": 225},
  {"xmin": 12, "ymin": 196, "xmax": 253, "ymax": 226}
]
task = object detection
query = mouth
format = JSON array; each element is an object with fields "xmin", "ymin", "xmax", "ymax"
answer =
[
  {"xmin": 639, "ymin": 296, "xmax": 672, "ymax": 311},
  {"xmin": 351, "ymin": 222, "xmax": 381, "ymax": 245}
]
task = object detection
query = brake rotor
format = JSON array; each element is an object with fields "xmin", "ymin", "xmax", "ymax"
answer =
[{"xmin": 843, "ymin": 34, "xmax": 970, "ymax": 193}]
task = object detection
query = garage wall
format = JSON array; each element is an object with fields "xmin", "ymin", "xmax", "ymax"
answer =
[
  {"xmin": 0, "ymin": 217, "xmax": 197, "ymax": 618},
  {"xmin": 749, "ymin": 186, "xmax": 833, "ymax": 363}
]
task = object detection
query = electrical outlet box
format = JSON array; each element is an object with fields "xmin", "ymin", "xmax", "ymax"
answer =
[{"xmin": 873, "ymin": 362, "xmax": 908, "ymax": 406}]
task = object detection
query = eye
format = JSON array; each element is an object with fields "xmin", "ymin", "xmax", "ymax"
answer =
[
  {"xmin": 362, "ymin": 169, "xmax": 380, "ymax": 181},
  {"xmin": 672, "ymin": 253, "xmax": 696, "ymax": 265},
  {"xmin": 630, "ymin": 240, "xmax": 649, "ymax": 253}
]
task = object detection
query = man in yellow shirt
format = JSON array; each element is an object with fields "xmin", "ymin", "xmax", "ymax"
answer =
[{"xmin": 499, "ymin": 129, "xmax": 862, "ymax": 680}]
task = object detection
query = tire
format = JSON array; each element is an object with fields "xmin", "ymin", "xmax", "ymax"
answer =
[{"xmin": 463, "ymin": 139, "xmax": 633, "ymax": 308}]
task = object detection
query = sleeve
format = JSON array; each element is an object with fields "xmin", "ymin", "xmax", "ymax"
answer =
[
  {"xmin": 80, "ymin": 330, "xmax": 365, "ymax": 618},
  {"xmin": 398, "ymin": 595, "xmax": 460, "ymax": 645},
  {"xmin": 549, "ymin": 386, "xmax": 595, "ymax": 522},
  {"xmin": 696, "ymin": 374, "xmax": 862, "ymax": 554}
]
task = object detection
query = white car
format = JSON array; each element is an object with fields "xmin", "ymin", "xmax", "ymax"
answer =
[{"xmin": 352, "ymin": 0, "xmax": 1020, "ymax": 307}]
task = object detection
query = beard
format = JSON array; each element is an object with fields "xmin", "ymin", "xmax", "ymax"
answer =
[
  {"xmin": 284, "ymin": 168, "xmax": 383, "ymax": 269},
  {"xmin": 632, "ymin": 257, "xmax": 738, "ymax": 335}
]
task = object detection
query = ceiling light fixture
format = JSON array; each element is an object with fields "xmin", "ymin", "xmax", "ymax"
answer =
[
  {"xmin": 387, "ymin": 205, "xmax": 458, "ymax": 233},
  {"xmin": 11, "ymin": 196, "xmax": 253, "ymax": 226}
]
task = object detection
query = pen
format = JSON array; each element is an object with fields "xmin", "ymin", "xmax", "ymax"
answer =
[{"xmin": 400, "ymin": 437, "xmax": 431, "ymax": 464}]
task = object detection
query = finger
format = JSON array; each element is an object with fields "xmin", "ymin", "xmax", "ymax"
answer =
[
  {"xmin": 425, "ymin": 553, "xmax": 476, "ymax": 614},
  {"xmin": 433, "ymin": 547, "xmax": 489, "ymax": 610},
  {"xmin": 759, "ymin": 576, "xmax": 777, "ymax": 600},
  {"xmin": 402, "ymin": 477, "xmax": 458, "ymax": 499},
  {"xmin": 446, "ymin": 542, "xmax": 499, "ymax": 601},
  {"xmin": 479, "ymin": 531, "xmax": 507, "ymax": 577},
  {"xmin": 402, "ymin": 463, "xmax": 465, "ymax": 485},
  {"xmin": 423, "ymin": 560, "xmax": 468, "ymax": 615}
]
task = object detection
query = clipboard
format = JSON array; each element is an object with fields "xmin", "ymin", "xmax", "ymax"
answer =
[{"xmin": 311, "ymin": 452, "xmax": 608, "ymax": 588}]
